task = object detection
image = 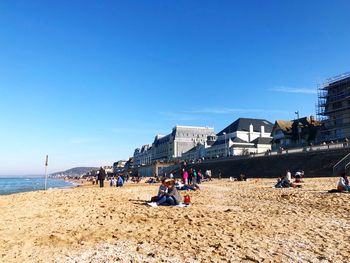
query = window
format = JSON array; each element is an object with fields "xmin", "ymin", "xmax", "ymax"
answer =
[{"xmin": 333, "ymin": 101, "xmax": 342, "ymax": 109}]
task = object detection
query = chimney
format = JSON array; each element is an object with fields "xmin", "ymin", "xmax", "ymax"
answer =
[
  {"xmin": 260, "ymin": 125, "xmax": 265, "ymax": 136},
  {"xmin": 248, "ymin": 124, "xmax": 254, "ymax": 142}
]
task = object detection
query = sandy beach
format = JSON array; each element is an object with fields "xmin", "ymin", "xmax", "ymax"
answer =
[{"xmin": 0, "ymin": 177, "xmax": 349, "ymax": 262}]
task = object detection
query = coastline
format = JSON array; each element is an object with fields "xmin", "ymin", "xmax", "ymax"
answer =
[
  {"xmin": 0, "ymin": 177, "xmax": 349, "ymax": 262},
  {"xmin": 0, "ymin": 177, "xmax": 80, "ymax": 196}
]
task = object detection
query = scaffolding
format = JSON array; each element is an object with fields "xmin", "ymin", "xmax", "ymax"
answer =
[{"xmin": 316, "ymin": 72, "xmax": 350, "ymax": 141}]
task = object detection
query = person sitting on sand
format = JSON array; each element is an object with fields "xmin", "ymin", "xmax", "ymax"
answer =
[
  {"xmin": 148, "ymin": 179, "xmax": 181, "ymax": 206},
  {"xmin": 275, "ymin": 170, "xmax": 292, "ymax": 188},
  {"xmin": 157, "ymin": 178, "xmax": 168, "ymax": 199},
  {"xmin": 337, "ymin": 173, "xmax": 350, "ymax": 192},
  {"xmin": 285, "ymin": 169, "xmax": 292, "ymax": 182},
  {"xmin": 235, "ymin": 173, "xmax": 247, "ymax": 181},
  {"xmin": 294, "ymin": 170, "xmax": 304, "ymax": 183},
  {"xmin": 110, "ymin": 177, "xmax": 116, "ymax": 187}
]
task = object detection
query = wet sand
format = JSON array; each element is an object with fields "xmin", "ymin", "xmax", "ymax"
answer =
[{"xmin": 0, "ymin": 178, "xmax": 349, "ymax": 262}]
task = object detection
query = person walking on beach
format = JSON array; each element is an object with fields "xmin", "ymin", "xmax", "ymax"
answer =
[
  {"xmin": 188, "ymin": 168, "xmax": 193, "ymax": 185},
  {"xmin": 193, "ymin": 169, "xmax": 197, "ymax": 184},
  {"xmin": 98, "ymin": 167, "xmax": 106, "ymax": 188},
  {"xmin": 182, "ymin": 169, "xmax": 188, "ymax": 185},
  {"xmin": 197, "ymin": 169, "xmax": 202, "ymax": 184}
]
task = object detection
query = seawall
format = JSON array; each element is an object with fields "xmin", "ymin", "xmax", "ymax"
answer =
[{"xmin": 186, "ymin": 148, "xmax": 350, "ymax": 178}]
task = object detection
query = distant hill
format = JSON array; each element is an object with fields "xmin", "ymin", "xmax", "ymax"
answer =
[{"xmin": 50, "ymin": 167, "xmax": 98, "ymax": 178}]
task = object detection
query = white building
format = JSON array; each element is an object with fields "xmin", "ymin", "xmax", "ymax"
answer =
[
  {"xmin": 204, "ymin": 118, "xmax": 273, "ymax": 158},
  {"xmin": 133, "ymin": 125, "xmax": 215, "ymax": 164},
  {"xmin": 152, "ymin": 125, "xmax": 215, "ymax": 161},
  {"xmin": 113, "ymin": 160, "xmax": 127, "ymax": 173}
]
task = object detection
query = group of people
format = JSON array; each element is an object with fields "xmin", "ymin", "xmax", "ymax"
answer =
[
  {"xmin": 182, "ymin": 168, "xmax": 207, "ymax": 184},
  {"xmin": 109, "ymin": 176, "xmax": 124, "ymax": 187},
  {"xmin": 147, "ymin": 168, "xmax": 210, "ymax": 207},
  {"xmin": 274, "ymin": 169, "xmax": 350, "ymax": 193},
  {"xmin": 95, "ymin": 167, "xmax": 125, "ymax": 188},
  {"xmin": 274, "ymin": 169, "xmax": 304, "ymax": 188},
  {"xmin": 148, "ymin": 178, "xmax": 182, "ymax": 207},
  {"xmin": 229, "ymin": 173, "xmax": 247, "ymax": 182}
]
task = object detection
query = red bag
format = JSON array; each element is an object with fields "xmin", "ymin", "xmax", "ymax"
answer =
[
  {"xmin": 184, "ymin": 195, "xmax": 191, "ymax": 205},
  {"xmin": 151, "ymin": 196, "xmax": 158, "ymax": 202}
]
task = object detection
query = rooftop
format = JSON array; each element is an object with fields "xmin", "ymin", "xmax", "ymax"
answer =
[
  {"xmin": 322, "ymin": 72, "xmax": 350, "ymax": 87},
  {"xmin": 217, "ymin": 118, "xmax": 273, "ymax": 135}
]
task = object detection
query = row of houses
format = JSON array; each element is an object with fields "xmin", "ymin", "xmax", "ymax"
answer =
[
  {"xmin": 114, "ymin": 72, "xmax": 350, "ymax": 169},
  {"xmin": 131, "ymin": 116, "xmax": 324, "ymax": 166}
]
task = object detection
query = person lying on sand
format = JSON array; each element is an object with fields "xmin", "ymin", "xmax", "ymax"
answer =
[
  {"xmin": 230, "ymin": 174, "xmax": 247, "ymax": 182},
  {"xmin": 145, "ymin": 177, "xmax": 157, "ymax": 184},
  {"xmin": 175, "ymin": 180, "xmax": 200, "ymax": 191},
  {"xmin": 274, "ymin": 175, "xmax": 291, "ymax": 188}
]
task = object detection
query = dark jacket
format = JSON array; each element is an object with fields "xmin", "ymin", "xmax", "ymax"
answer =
[{"xmin": 98, "ymin": 168, "xmax": 106, "ymax": 180}]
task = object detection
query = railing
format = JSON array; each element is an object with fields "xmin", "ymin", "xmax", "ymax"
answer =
[
  {"xmin": 194, "ymin": 141, "xmax": 350, "ymax": 165},
  {"xmin": 345, "ymin": 162, "xmax": 350, "ymax": 176},
  {"xmin": 333, "ymin": 152, "xmax": 350, "ymax": 176},
  {"xmin": 256, "ymin": 142, "xmax": 349, "ymax": 157},
  {"xmin": 158, "ymin": 163, "xmax": 180, "ymax": 176}
]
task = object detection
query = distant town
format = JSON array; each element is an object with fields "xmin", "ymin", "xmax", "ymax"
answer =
[{"xmin": 52, "ymin": 72, "xmax": 350, "ymax": 179}]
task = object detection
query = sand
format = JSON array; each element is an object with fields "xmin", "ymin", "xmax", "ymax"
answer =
[{"xmin": 0, "ymin": 178, "xmax": 349, "ymax": 262}]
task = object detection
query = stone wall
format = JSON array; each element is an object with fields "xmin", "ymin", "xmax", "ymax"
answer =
[{"xmin": 185, "ymin": 148, "xmax": 350, "ymax": 178}]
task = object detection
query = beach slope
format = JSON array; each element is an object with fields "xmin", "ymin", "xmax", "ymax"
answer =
[{"xmin": 0, "ymin": 178, "xmax": 349, "ymax": 262}]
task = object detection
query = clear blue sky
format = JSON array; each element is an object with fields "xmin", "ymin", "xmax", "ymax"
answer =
[{"xmin": 0, "ymin": 0, "xmax": 349, "ymax": 175}]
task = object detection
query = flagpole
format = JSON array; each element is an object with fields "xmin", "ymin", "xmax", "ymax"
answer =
[{"xmin": 44, "ymin": 155, "xmax": 48, "ymax": 190}]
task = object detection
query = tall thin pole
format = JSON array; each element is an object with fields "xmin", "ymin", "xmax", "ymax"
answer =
[
  {"xmin": 44, "ymin": 155, "xmax": 48, "ymax": 190},
  {"xmin": 295, "ymin": 111, "xmax": 301, "ymax": 146},
  {"xmin": 223, "ymin": 132, "xmax": 226, "ymax": 157}
]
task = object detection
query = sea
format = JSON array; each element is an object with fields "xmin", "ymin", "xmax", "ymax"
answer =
[{"xmin": 0, "ymin": 176, "xmax": 79, "ymax": 195}]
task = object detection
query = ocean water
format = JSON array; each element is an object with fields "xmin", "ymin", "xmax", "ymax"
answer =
[{"xmin": 0, "ymin": 177, "xmax": 79, "ymax": 195}]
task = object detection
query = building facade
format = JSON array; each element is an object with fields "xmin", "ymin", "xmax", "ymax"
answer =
[
  {"xmin": 113, "ymin": 160, "xmax": 127, "ymax": 173},
  {"xmin": 133, "ymin": 125, "xmax": 215, "ymax": 164},
  {"xmin": 207, "ymin": 118, "xmax": 273, "ymax": 157},
  {"xmin": 133, "ymin": 144, "xmax": 152, "ymax": 166},
  {"xmin": 152, "ymin": 125, "xmax": 215, "ymax": 161},
  {"xmin": 317, "ymin": 72, "xmax": 350, "ymax": 141},
  {"xmin": 271, "ymin": 116, "xmax": 320, "ymax": 150}
]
